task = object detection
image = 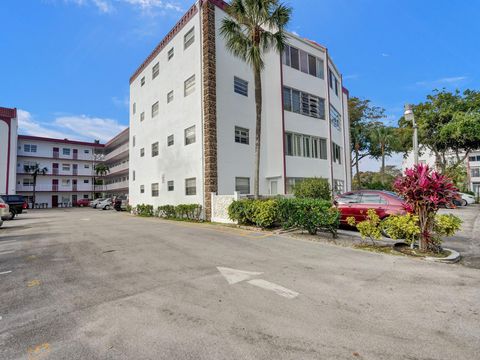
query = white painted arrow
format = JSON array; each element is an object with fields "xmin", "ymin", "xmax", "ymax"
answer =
[
  {"xmin": 217, "ymin": 267, "xmax": 299, "ymax": 299},
  {"xmin": 217, "ymin": 267, "xmax": 263, "ymax": 285}
]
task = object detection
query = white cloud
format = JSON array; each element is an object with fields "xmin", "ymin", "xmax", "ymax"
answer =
[
  {"xmin": 416, "ymin": 76, "xmax": 468, "ymax": 88},
  {"xmin": 59, "ymin": 0, "xmax": 183, "ymax": 14},
  {"xmin": 381, "ymin": 53, "xmax": 390, "ymax": 57},
  {"xmin": 343, "ymin": 74, "xmax": 359, "ymax": 80},
  {"xmin": 112, "ymin": 96, "xmax": 129, "ymax": 108},
  {"xmin": 17, "ymin": 109, "xmax": 126, "ymax": 143},
  {"xmin": 120, "ymin": 0, "xmax": 183, "ymax": 12}
]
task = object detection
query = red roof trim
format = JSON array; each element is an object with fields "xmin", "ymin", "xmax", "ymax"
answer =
[
  {"xmin": 0, "ymin": 107, "xmax": 17, "ymax": 119},
  {"xmin": 129, "ymin": 3, "xmax": 199, "ymax": 84},
  {"xmin": 18, "ymin": 135, "xmax": 104, "ymax": 147},
  {"xmin": 342, "ymin": 86, "xmax": 350, "ymax": 97}
]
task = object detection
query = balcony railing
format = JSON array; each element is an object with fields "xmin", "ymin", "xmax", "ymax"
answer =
[
  {"xmin": 53, "ymin": 151, "xmax": 59, "ymax": 159},
  {"xmin": 106, "ymin": 161, "xmax": 129, "ymax": 175},
  {"xmin": 103, "ymin": 144, "xmax": 129, "ymax": 162},
  {"xmin": 98, "ymin": 180, "xmax": 129, "ymax": 192},
  {"xmin": 16, "ymin": 185, "xmax": 92, "ymax": 192}
]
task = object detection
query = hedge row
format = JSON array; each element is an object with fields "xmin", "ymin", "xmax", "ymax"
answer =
[
  {"xmin": 228, "ymin": 198, "xmax": 339, "ymax": 237},
  {"xmin": 132, "ymin": 204, "xmax": 202, "ymax": 221}
]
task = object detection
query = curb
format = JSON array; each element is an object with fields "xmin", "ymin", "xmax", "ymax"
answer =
[{"xmin": 425, "ymin": 248, "xmax": 461, "ymax": 264}]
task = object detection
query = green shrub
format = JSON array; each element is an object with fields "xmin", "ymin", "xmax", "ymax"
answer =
[
  {"xmin": 251, "ymin": 199, "xmax": 278, "ymax": 228},
  {"xmin": 228, "ymin": 199, "xmax": 256, "ymax": 225},
  {"xmin": 278, "ymin": 198, "xmax": 339, "ymax": 236},
  {"xmin": 434, "ymin": 214, "xmax": 462, "ymax": 238},
  {"xmin": 381, "ymin": 213, "xmax": 420, "ymax": 245},
  {"xmin": 347, "ymin": 209, "xmax": 382, "ymax": 244},
  {"xmin": 293, "ymin": 178, "xmax": 331, "ymax": 201},
  {"xmin": 136, "ymin": 204, "xmax": 154, "ymax": 217},
  {"xmin": 158, "ymin": 205, "xmax": 176, "ymax": 218},
  {"xmin": 176, "ymin": 204, "xmax": 202, "ymax": 221},
  {"xmin": 126, "ymin": 204, "xmax": 133, "ymax": 213}
]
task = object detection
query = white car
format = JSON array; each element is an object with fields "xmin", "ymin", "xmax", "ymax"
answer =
[
  {"xmin": 90, "ymin": 198, "xmax": 105, "ymax": 208},
  {"xmin": 460, "ymin": 193, "xmax": 475, "ymax": 206},
  {"xmin": 97, "ymin": 199, "xmax": 112, "ymax": 210},
  {"xmin": 0, "ymin": 198, "xmax": 10, "ymax": 228}
]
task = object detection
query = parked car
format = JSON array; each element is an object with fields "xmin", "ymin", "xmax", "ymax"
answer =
[
  {"xmin": 97, "ymin": 199, "xmax": 112, "ymax": 210},
  {"xmin": 0, "ymin": 195, "xmax": 27, "ymax": 220},
  {"xmin": 334, "ymin": 190, "xmax": 408, "ymax": 225},
  {"xmin": 0, "ymin": 198, "xmax": 10, "ymax": 227},
  {"xmin": 460, "ymin": 193, "xmax": 475, "ymax": 206},
  {"xmin": 114, "ymin": 196, "xmax": 128, "ymax": 211},
  {"xmin": 89, "ymin": 198, "xmax": 105, "ymax": 208},
  {"xmin": 75, "ymin": 198, "xmax": 91, "ymax": 207}
]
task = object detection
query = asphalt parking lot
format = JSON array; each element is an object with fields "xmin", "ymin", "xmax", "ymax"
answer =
[{"xmin": 0, "ymin": 208, "xmax": 479, "ymax": 360}]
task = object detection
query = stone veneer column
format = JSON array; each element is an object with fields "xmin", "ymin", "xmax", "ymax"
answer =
[{"xmin": 202, "ymin": 0, "xmax": 218, "ymax": 221}]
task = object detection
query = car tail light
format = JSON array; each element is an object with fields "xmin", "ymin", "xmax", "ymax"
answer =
[
  {"xmin": 23, "ymin": 201, "xmax": 28, "ymax": 209},
  {"xmin": 0, "ymin": 204, "xmax": 6, "ymax": 209}
]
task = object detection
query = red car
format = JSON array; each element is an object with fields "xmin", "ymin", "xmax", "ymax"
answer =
[
  {"xmin": 334, "ymin": 190, "xmax": 407, "ymax": 225},
  {"xmin": 75, "ymin": 198, "xmax": 91, "ymax": 207}
]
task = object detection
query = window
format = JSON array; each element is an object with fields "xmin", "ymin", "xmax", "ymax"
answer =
[
  {"xmin": 141, "ymin": 77, "xmax": 145, "ymax": 86},
  {"xmin": 133, "ymin": 170, "xmax": 135, "ymax": 181},
  {"xmin": 140, "ymin": 112, "xmax": 145, "ymax": 122},
  {"xmin": 361, "ymin": 193, "xmax": 387, "ymax": 204},
  {"xmin": 167, "ymin": 90, "xmax": 174, "ymax": 103},
  {"xmin": 61, "ymin": 179, "xmax": 71, "ymax": 186},
  {"xmin": 132, "ymin": 136, "xmax": 136, "ymax": 147},
  {"xmin": 83, "ymin": 179, "xmax": 89, "ymax": 184},
  {"xmin": 84, "ymin": 149, "xmax": 90, "ymax": 154},
  {"xmin": 62, "ymin": 164, "xmax": 71, "ymax": 171},
  {"xmin": 140, "ymin": 148, "xmax": 145, "ymax": 157},
  {"xmin": 84, "ymin": 164, "xmax": 89, "ymax": 169},
  {"xmin": 185, "ymin": 178, "xmax": 196, "ymax": 195},
  {"xmin": 234, "ymin": 77, "xmax": 248, "ymax": 96},
  {"xmin": 133, "ymin": 102, "xmax": 136, "ymax": 115},
  {"xmin": 83, "ymin": 195, "xmax": 89, "ymax": 199},
  {"xmin": 140, "ymin": 185, "xmax": 145, "ymax": 194},
  {"xmin": 23, "ymin": 178, "xmax": 34, "ymax": 186},
  {"xmin": 283, "ymin": 87, "xmax": 325, "ymax": 119},
  {"xmin": 167, "ymin": 135, "xmax": 174, "ymax": 146},
  {"xmin": 168, "ymin": 47, "xmax": 174, "ymax": 60},
  {"xmin": 184, "ymin": 27, "xmax": 195, "ymax": 49},
  {"xmin": 151, "ymin": 142, "xmax": 159, "ymax": 157},
  {"xmin": 23, "ymin": 144, "xmax": 37, "ymax": 153},
  {"xmin": 152, "ymin": 101, "xmax": 159, "ymax": 118},
  {"xmin": 235, "ymin": 127, "xmax": 249, "ymax": 145},
  {"xmin": 151, "ymin": 183, "xmax": 159, "ymax": 197},
  {"xmin": 329, "ymin": 69, "xmax": 339, "ymax": 96},
  {"xmin": 63, "ymin": 148, "xmax": 71, "ymax": 156},
  {"xmin": 330, "ymin": 105, "xmax": 341, "ymax": 130},
  {"xmin": 282, "ymin": 44, "xmax": 324, "ymax": 79},
  {"xmin": 332, "ymin": 143, "xmax": 342, "ymax": 164},
  {"xmin": 285, "ymin": 132, "xmax": 327, "ymax": 159},
  {"xmin": 334, "ymin": 180, "xmax": 345, "ymax": 194},
  {"xmin": 286, "ymin": 178, "xmax": 305, "ymax": 194},
  {"xmin": 184, "ymin": 126, "xmax": 196, "ymax": 145},
  {"xmin": 168, "ymin": 180, "xmax": 174, "ymax": 191},
  {"xmin": 152, "ymin": 62, "xmax": 159, "ymax": 79},
  {"xmin": 184, "ymin": 75, "xmax": 195, "ymax": 96},
  {"xmin": 336, "ymin": 193, "xmax": 361, "ymax": 204},
  {"xmin": 235, "ymin": 177, "xmax": 250, "ymax": 195},
  {"xmin": 471, "ymin": 168, "xmax": 480, "ymax": 178}
]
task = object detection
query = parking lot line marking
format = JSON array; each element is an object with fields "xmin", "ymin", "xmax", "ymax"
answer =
[
  {"xmin": 0, "ymin": 271, "xmax": 12, "ymax": 275},
  {"xmin": 0, "ymin": 250, "xmax": 15, "ymax": 255}
]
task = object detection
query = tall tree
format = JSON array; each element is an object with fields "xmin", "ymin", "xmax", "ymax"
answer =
[
  {"xmin": 400, "ymin": 89, "xmax": 480, "ymax": 173},
  {"xmin": 220, "ymin": 0, "xmax": 291, "ymax": 198},
  {"xmin": 348, "ymin": 97, "xmax": 385, "ymax": 189},
  {"xmin": 93, "ymin": 163, "xmax": 110, "ymax": 197},
  {"xmin": 369, "ymin": 125, "xmax": 400, "ymax": 185},
  {"xmin": 24, "ymin": 163, "xmax": 48, "ymax": 208}
]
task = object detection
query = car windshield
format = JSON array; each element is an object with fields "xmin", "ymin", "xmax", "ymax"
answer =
[{"xmin": 383, "ymin": 191, "xmax": 405, "ymax": 201}]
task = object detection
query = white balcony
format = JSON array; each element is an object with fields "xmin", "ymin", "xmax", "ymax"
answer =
[
  {"xmin": 107, "ymin": 161, "xmax": 129, "ymax": 175},
  {"xmin": 16, "ymin": 184, "xmax": 93, "ymax": 192},
  {"xmin": 99, "ymin": 181, "xmax": 129, "ymax": 192},
  {"xmin": 103, "ymin": 144, "xmax": 129, "ymax": 162}
]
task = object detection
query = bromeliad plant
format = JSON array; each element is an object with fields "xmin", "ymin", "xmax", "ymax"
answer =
[{"xmin": 394, "ymin": 164, "xmax": 459, "ymax": 251}]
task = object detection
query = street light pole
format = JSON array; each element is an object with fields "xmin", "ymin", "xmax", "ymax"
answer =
[{"xmin": 404, "ymin": 104, "xmax": 419, "ymax": 165}]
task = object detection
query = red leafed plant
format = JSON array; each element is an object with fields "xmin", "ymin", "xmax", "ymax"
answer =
[{"xmin": 394, "ymin": 164, "xmax": 459, "ymax": 251}]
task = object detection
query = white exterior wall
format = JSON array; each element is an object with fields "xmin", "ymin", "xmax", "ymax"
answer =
[
  {"xmin": 129, "ymin": 11, "xmax": 203, "ymax": 208},
  {"xmin": 0, "ymin": 115, "xmax": 18, "ymax": 195}
]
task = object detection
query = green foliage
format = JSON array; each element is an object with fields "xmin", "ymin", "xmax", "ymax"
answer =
[
  {"xmin": 381, "ymin": 214, "xmax": 421, "ymax": 245},
  {"xmin": 136, "ymin": 204, "xmax": 154, "ymax": 217},
  {"xmin": 278, "ymin": 198, "xmax": 339, "ymax": 236},
  {"xmin": 293, "ymin": 178, "xmax": 331, "ymax": 200},
  {"xmin": 347, "ymin": 209, "xmax": 382, "ymax": 244},
  {"xmin": 157, "ymin": 205, "xmax": 176, "ymax": 219},
  {"xmin": 125, "ymin": 205, "xmax": 133, "ymax": 213},
  {"xmin": 228, "ymin": 199, "xmax": 256, "ymax": 225},
  {"xmin": 251, "ymin": 199, "xmax": 278, "ymax": 229},
  {"xmin": 434, "ymin": 214, "xmax": 462, "ymax": 238},
  {"xmin": 156, "ymin": 204, "xmax": 202, "ymax": 221}
]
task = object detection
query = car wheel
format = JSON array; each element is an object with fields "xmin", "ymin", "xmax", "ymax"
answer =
[
  {"xmin": 105, "ymin": 205, "xmax": 110, "ymax": 210},
  {"xmin": 8, "ymin": 211, "xmax": 15, "ymax": 220},
  {"xmin": 0, "ymin": 219, "xmax": 3, "ymax": 227},
  {"xmin": 460, "ymin": 199, "xmax": 468, "ymax": 206},
  {"xmin": 79, "ymin": 204, "xmax": 84, "ymax": 207}
]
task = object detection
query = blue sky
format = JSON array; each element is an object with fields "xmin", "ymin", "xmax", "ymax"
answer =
[{"xmin": 1, "ymin": 0, "xmax": 478, "ymax": 170}]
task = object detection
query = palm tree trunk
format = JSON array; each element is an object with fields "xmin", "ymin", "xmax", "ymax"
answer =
[
  {"xmin": 354, "ymin": 145, "xmax": 361, "ymax": 190},
  {"xmin": 381, "ymin": 144, "xmax": 385, "ymax": 185},
  {"xmin": 253, "ymin": 64, "xmax": 262, "ymax": 199}
]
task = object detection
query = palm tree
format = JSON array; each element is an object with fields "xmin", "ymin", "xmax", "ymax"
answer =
[
  {"xmin": 24, "ymin": 163, "xmax": 48, "ymax": 208},
  {"xmin": 220, "ymin": 0, "xmax": 291, "ymax": 198},
  {"xmin": 370, "ymin": 126, "xmax": 397, "ymax": 185},
  {"xmin": 93, "ymin": 163, "xmax": 110, "ymax": 198}
]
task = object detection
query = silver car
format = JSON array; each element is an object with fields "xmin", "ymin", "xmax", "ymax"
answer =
[{"xmin": 0, "ymin": 198, "xmax": 10, "ymax": 228}]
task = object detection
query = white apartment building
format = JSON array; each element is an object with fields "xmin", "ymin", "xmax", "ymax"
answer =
[
  {"xmin": 403, "ymin": 148, "xmax": 480, "ymax": 194},
  {"xmin": 129, "ymin": 0, "xmax": 351, "ymax": 219},
  {"xmin": 102, "ymin": 128, "xmax": 129, "ymax": 198},
  {"xmin": 0, "ymin": 107, "xmax": 18, "ymax": 195},
  {"xmin": 16, "ymin": 135, "xmax": 104, "ymax": 207}
]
